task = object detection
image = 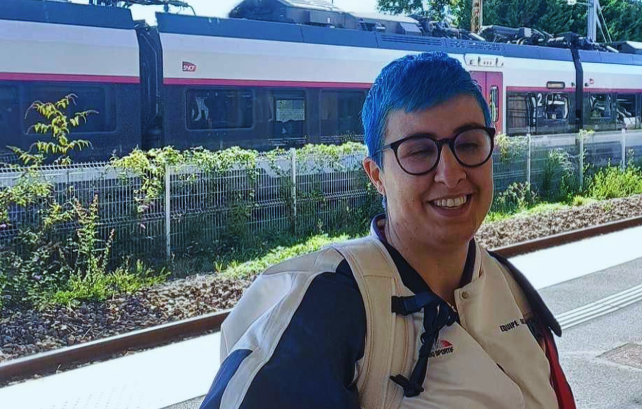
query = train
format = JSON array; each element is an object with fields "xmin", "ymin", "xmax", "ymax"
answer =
[{"xmin": 1, "ymin": 0, "xmax": 642, "ymax": 161}]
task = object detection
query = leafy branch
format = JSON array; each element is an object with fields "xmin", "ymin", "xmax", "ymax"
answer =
[{"xmin": 10, "ymin": 94, "xmax": 95, "ymax": 166}]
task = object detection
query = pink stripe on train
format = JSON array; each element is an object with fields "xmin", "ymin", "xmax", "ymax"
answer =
[
  {"xmin": 0, "ymin": 72, "xmax": 140, "ymax": 84},
  {"xmin": 163, "ymin": 78, "xmax": 372, "ymax": 88}
]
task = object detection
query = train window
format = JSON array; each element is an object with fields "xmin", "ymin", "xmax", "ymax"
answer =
[
  {"xmin": 186, "ymin": 89, "xmax": 253, "ymax": 130},
  {"xmin": 319, "ymin": 90, "xmax": 366, "ymax": 138},
  {"xmin": 24, "ymin": 86, "xmax": 116, "ymax": 134},
  {"xmin": 544, "ymin": 93, "xmax": 569, "ymax": 120},
  {"xmin": 489, "ymin": 86, "xmax": 499, "ymax": 123},
  {"xmin": 273, "ymin": 93, "xmax": 306, "ymax": 137},
  {"xmin": 616, "ymin": 94, "xmax": 637, "ymax": 129},
  {"xmin": 0, "ymin": 86, "xmax": 19, "ymax": 137},
  {"xmin": 589, "ymin": 94, "xmax": 613, "ymax": 119}
]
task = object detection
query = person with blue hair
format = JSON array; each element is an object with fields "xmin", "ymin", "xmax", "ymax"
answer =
[{"xmin": 200, "ymin": 52, "xmax": 576, "ymax": 409}]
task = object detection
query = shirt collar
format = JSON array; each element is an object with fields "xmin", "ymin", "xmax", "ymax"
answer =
[{"xmin": 370, "ymin": 214, "xmax": 477, "ymax": 295}]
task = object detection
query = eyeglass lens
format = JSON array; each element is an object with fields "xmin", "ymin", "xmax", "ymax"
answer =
[{"xmin": 396, "ymin": 129, "xmax": 492, "ymax": 175}]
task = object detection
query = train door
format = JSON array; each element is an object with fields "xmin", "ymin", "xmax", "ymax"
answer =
[{"xmin": 470, "ymin": 71, "xmax": 503, "ymax": 133}]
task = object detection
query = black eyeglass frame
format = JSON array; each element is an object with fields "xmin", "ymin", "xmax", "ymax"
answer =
[{"xmin": 375, "ymin": 126, "xmax": 496, "ymax": 176}]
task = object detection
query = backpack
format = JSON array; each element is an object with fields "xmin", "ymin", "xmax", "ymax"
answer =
[{"xmin": 219, "ymin": 235, "xmax": 575, "ymax": 409}]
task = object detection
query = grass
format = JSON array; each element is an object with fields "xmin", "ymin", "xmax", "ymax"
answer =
[
  {"xmin": 213, "ymin": 194, "xmax": 605, "ymax": 280},
  {"xmin": 42, "ymin": 260, "xmax": 168, "ymax": 308},
  {"xmin": 218, "ymin": 233, "xmax": 356, "ymax": 279},
  {"xmin": 571, "ymin": 196, "xmax": 599, "ymax": 207},
  {"xmin": 167, "ymin": 228, "xmax": 368, "ymax": 281},
  {"xmin": 486, "ymin": 202, "xmax": 571, "ymax": 223}
]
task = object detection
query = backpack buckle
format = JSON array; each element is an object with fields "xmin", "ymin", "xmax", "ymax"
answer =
[{"xmin": 390, "ymin": 374, "xmax": 425, "ymax": 397}]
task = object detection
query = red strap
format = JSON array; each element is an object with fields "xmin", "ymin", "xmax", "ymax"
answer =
[{"xmin": 542, "ymin": 328, "xmax": 576, "ymax": 409}]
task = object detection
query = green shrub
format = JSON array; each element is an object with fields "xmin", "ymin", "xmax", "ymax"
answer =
[
  {"xmin": 586, "ymin": 166, "xmax": 642, "ymax": 200},
  {"xmin": 494, "ymin": 134, "xmax": 527, "ymax": 164},
  {"xmin": 0, "ymin": 96, "xmax": 168, "ymax": 310},
  {"xmin": 539, "ymin": 148, "xmax": 579, "ymax": 202},
  {"xmin": 0, "ymin": 193, "xmax": 168, "ymax": 310},
  {"xmin": 491, "ymin": 182, "xmax": 538, "ymax": 215}
]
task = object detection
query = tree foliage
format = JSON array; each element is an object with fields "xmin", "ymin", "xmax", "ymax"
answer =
[
  {"xmin": 599, "ymin": 0, "xmax": 642, "ymax": 42},
  {"xmin": 448, "ymin": 0, "xmax": 586, "ymax": 35},
  {"xmin": 379, "ymin": 0, "xmax": 642, "ymax": 41},
  {"xmin": 377, "ymin": 0, "xmax": 459, "ymax": 20}
]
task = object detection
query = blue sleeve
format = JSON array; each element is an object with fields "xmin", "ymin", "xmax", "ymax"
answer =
[{"xmin": 200, "ymin": 260, "xmax": 366, "ymax": 409}]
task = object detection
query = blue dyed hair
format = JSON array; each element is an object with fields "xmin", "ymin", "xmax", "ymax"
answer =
[{"xmin": 362, "ymin": 52, "xmax": 492, "ymax": 167}]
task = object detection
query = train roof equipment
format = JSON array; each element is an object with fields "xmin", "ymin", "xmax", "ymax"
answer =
[
  {"xmin": 229, "ymin": 0, "xmax": 346, "ymax": 28},
  {"xmin": 609, "ymin": 41, "xmax": 642, "ymax": 55},
  {"xmin": 229, "ymin": 0, "xmax": 425, "ymax": 35},
  {"xmin": 89, "ymin": 0, "xmax": 195, "ymax": 12},
  {"xmin": 4, "ymin": 0, "xmax": 642, "ymax": 67}
]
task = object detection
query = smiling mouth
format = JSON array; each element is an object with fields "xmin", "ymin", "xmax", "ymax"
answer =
[{"xmin": 430, "ymin": 195, "xmax": 471, "ymax": 209}]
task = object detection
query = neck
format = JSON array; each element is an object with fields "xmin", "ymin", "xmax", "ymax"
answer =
[{"xmin": 384, "ymin": 218, "xmax": 470, "ymax": 305}]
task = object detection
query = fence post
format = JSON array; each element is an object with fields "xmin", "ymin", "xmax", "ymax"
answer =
[
  {"xmin": 622, "ymin": 127, "xmax": 627, "ymax": 170},
  {"xmin": 579, "ymin": 132, "xmax": 584, "ymax": 190},
  {"xmin": 526, "ymin": 133, "xmax": 532, "ymax": 186},
  {"xmin": 165, "ymin": 164, "xmax": 171, "ymax": 260},
  {"xmin": 290, "ymin": 148, "xmax": 297, "ymax": 233}
]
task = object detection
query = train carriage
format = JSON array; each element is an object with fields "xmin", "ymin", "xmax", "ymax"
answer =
[
  {"xmin": 0, "ymin": 0, "xmax": 642, "ymax": 160},
  {"xmin": 154, "ymin": 9, "xmax": 582, "ymax": 151}
]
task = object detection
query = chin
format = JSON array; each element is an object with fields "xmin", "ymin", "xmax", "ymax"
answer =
[{"xmin": 427, "ymin": 228, "xmax": 476, "ymax": 249}]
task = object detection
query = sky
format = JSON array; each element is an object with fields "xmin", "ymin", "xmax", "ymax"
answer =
[{"xmin": 69, "ymin": 0, "xmax": 380, "ymax": 24}]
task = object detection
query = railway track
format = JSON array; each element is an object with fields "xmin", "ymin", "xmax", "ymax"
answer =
[{"xmin": 3, "ymin": 214, "xmax": 642, "ymax": 383}]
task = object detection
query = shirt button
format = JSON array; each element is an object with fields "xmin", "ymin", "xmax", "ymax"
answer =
[{"xmin": 461, "ymin": 291, "xmax": 470, "ymax": 300}]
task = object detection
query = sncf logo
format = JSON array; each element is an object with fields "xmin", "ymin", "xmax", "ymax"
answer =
[
  {"xmin": 182, "ymin": 61, "xmax": 197, "ymax": 72},
  {"xmin": 429, "ymin": 340, "xmax": 454, "ymax": 358}
]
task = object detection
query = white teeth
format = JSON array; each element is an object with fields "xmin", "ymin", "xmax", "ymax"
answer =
[{"xmin": 433, "ymin": 196, "xmax": 468, "ymax": 208}]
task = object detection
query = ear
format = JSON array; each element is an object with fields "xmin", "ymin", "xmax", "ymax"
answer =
[{"xmin": 363, "ymin": 156, "xmax": 386, "ymax": 196}]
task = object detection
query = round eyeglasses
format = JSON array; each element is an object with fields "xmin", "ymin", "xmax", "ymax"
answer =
[{"xmin": 375, "ymin": 126, "xmax": 496, "ymax": 176}]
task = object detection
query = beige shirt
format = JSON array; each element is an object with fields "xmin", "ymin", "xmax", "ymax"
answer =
[{"xmin": 391, "ymin": 244, "xmax": 559, "ymax": 409}]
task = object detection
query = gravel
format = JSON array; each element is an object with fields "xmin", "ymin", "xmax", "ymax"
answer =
[
  {"xmin": 2, "ymin": 194, "xmax": 642, "ymax": 367},
  {"xmin": 0, "ymin": 275, "xmax": 249, "ymax": 365},
  {"xmin": 475, "ymin": 194, "xmax": 642, "ymax": 248}
]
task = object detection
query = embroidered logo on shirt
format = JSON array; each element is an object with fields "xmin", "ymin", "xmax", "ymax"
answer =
[
  {"xmin": 499, "ymin": 318, "xmax": 527, "ymax": 332},
  {"xmin": 429, "ymin": 340, "xmax": 454, "ymax": 357}
]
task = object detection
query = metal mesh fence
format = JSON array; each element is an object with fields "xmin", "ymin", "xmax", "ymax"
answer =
[{"xmin": 2, "ymin": 130, "xmax": 642, "ymax": 264}]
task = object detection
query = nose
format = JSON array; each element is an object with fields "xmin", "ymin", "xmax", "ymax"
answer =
[{"xmin": 433, "ymin": 145, "xmax": 466, "ymax": 188}]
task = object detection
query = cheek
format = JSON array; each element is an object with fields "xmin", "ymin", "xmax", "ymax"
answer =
[
  {"xmin": 384, "ymin": 172, "xmax": 426, "ymax": 209},
  {"xmin": 471, "ymin": 166, "xmax": 494, "ymax": 208}
]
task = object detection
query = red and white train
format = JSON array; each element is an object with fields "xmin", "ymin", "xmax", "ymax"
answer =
[{"xmin": 1, "ymin": 0, "xmax": 641, "ymax": 160}]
